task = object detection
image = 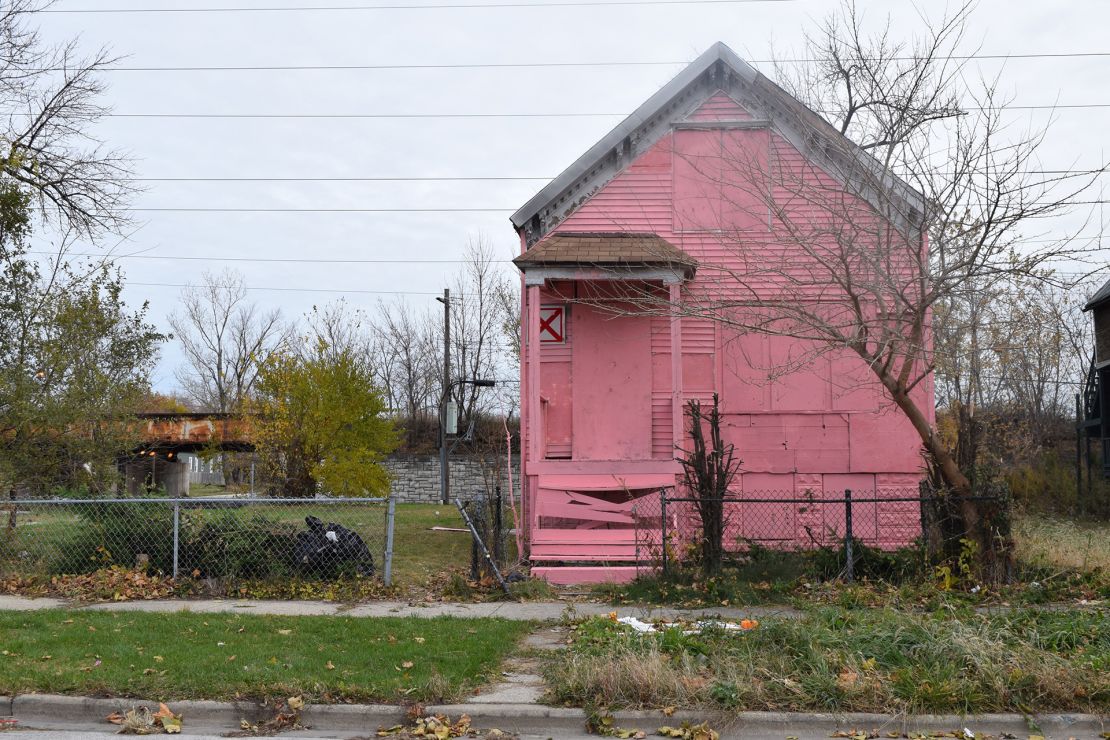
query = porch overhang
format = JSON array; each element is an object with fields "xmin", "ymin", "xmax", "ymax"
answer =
[{"xmin": 513, "ymin": 232, "xmax": 697, "ymax": 286}]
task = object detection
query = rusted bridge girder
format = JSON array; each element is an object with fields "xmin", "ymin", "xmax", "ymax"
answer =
[{"xmin": 135, "ymin": 413, "xmax": 254, "ymax": 453}]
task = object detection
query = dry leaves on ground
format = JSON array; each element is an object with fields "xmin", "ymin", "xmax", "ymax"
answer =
[
  {"xmin": 657, "ymin": 722, "xmax": 719, "ymax": 740},
  {"xmin": 106, "ymin": 703, "xmax": 182, "ymax": 735},
  {"xmin": 377, "ymin": 713, "xmax": 517, "ymax": 739},
  {"xmin": 232, "ymin": 696, "xmax": 305, "ymax": 737}
]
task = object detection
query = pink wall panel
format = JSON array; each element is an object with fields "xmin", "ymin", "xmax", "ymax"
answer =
[
  {"xmin": 848, "ymin": 409, "xmax": 925, "ymax": 474},
  {"xmin": 673, "ymin": 129, "xmax": 722, "ymax": 232},
  {"xmin": 720, "ymin": 129, "xmax": 771, "ymax": 232},
  {"xmin": 768, "ymin": 336, "xmax": 829, "ymax": 411},
  {"xmin": 829, "ymin": 351, "xmax": 882, "ymax": 411},
  {"xmin": 572, "ymin": 305, "xmax": 653, "ymax": 461},
  {"xmin": 720, "ymin": 331, "xmax": 768, "ymax": 413}
]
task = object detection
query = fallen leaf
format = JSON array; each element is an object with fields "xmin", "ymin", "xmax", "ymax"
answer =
[
  {"xmin": 106, "ymin": 712, "xmax": 125, "ymax": 725},
  {"xmin": 326, "ymin": 660, "xmax": 335, "ymax": 670}
]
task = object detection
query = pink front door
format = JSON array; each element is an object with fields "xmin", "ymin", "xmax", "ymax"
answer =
[{"xmin": 571, "ymin": 305, "xmax": 653, "ymax": 461}]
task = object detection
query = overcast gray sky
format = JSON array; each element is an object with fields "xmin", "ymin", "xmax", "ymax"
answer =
[{"xmin": 30, "ymin": 0, "xmax": 1110, "ymax": 391}]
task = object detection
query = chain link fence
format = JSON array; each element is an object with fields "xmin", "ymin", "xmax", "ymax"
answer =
[
  {"xmin": 0, "ymin": 496, "xmax": 396, "ymax": 586},
  {"xmin": 634, "ymin": 487, "xmax": 1004, "ymax": 582}
]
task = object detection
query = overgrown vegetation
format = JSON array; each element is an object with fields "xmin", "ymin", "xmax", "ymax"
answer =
[
  {"xmin": 0, "ymin": 609, "xmax": 532, "ymax": 703},
  {"xmin": 547, "ymin": 609, "xmax": 1109, "ymax": 714},
  {"xmin": 599, "ymin": 512, "xmax": 1109, "ymax": 608}
]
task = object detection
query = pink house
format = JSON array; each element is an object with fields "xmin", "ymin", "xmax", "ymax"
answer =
[{"xmin": 511, "ymin": 43, "xmax": 930, "ymax": 584}]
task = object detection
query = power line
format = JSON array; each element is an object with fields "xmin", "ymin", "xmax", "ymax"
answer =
[
  {"xmin": 129, "ymin": 281, "xmax": 443, "ymax": 296},
  {"xmin": 69, "ymin": 200, "xmax": 1110, "ymax": 214},
  {"xmin": 133, "ymin": 176, "xmax": 551, "ymax": 182},
  {"xmin": 81, "ymin": 112, "xmax": 626, "ymax": 119},
  {"xmin": 42, "ymin": 104, "xmax": 1110, "ymax": 119},
  {"xmin": 38, "ymin": 0, "xmax": 794, "ymax": 13},
  {"xmin": 42, "ymin": 50, "xmax": 1110, "ymax": 72},
  {"xmin": 32, "ymin": 251, "xmax": 498, "ymax": 264},
  {"xmin": 125, "ymin": 168, "xmax": 1107, "ymax": 183},
  {"xmin": 125, "ymin": 207, "xmax": 511, "ymax": 212}
]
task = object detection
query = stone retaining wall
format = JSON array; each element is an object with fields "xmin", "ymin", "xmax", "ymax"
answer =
[{"xmin": 385, "ymin": 455, "xmax": 520, "ymax": 503}]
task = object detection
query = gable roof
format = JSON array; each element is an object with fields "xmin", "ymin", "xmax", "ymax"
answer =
[
  {"xmin": 1085, "ymin": 276, "xmax": 1110, "ymax": 311},
  {"xmin": 513, "ymin": 232, "xmax": 696, "ymax": 269},
  {"xmin": 511, "ymin": 41, "xmax": 926, "ymax": 247}
]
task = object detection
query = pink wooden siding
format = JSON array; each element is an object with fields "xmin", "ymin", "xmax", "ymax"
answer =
[{"xmin": 518, "ymin": 90, "xmax": 928, "ymax": 582}]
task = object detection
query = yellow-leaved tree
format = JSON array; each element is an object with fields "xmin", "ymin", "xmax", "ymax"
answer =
[{"xmin": 253, "ymin": 343, "xmax": 399, "ymax": 497}]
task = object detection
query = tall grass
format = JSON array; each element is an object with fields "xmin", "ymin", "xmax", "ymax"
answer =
[
  {"xmin": 1013, "ymin": 515, "xmax": 1110, "ymax": 572},
  {"xmin": 547, "ymin": 609, "xmax": 1109, "ymax": 714}
]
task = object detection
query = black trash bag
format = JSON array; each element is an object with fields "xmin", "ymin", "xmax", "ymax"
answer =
[{"xmin": 293, "ymin": 515, "xmax": 375, "ymax": 577}]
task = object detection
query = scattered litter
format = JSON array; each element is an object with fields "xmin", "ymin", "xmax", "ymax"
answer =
[{"xmin": 614, "ymin": 616, "xmax": 759, "ymax": 635}]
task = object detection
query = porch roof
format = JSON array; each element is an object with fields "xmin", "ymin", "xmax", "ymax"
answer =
[{"xmin": 512, "ymin": 232, "xmax": 697, "ymax": 276}]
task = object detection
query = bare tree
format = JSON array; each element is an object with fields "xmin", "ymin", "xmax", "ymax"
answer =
[
  {"xmin": 374, "ymin": 299, "xmax": 439, "ymax": 448},
  {"xmin": 450, "ymin": 238, "xmax": 518, "ymax": 427},
  {"xmin": 0, "ymin": 1, "xmax": 135, "ymax": 239},
  {"xmin": 302, "ymin": 299, "xmax": 376, "ymax": 371},
  {"xmin": 595, "ymin": 1, "xmax": 1103, "ymax": 577},
  {"xmin": 169, "ymin": 270, "xmax": 289, "ymax": 413}
]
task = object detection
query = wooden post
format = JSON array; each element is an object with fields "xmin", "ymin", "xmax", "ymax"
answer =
[
  {"xmin": 669, "ymin": 282, "xmax": 683, "ymax": 455},
  {"xmin": 438, "ymin": 288, "xmax": 451, "ymax": 505}
]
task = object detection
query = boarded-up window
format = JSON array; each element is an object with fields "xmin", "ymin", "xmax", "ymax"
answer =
[{"xmin": 673, "ymin": 127, "xmax": 770, "ymax": 232}]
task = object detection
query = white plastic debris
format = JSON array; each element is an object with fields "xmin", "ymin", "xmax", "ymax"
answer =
[
  {"xmin": 616, "ymin": 616, "xmax": 657, "ymax": 633},
  {"xmin": 615, "ymin": 616, "xmax": 753, "ymax": 635}
]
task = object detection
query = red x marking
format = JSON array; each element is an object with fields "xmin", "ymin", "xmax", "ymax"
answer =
[{"xmin": 539, "ymin": 307, "xmax": 563, "ymax": 343}]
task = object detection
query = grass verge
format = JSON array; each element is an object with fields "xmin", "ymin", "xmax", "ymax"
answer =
[
  {"xmin": 0, "ymin": 609, "xmax": 533, "ymax": 703},
  {"xmin": 547, "ymin": 608, "xmax": 1109, "ymax": 714}
]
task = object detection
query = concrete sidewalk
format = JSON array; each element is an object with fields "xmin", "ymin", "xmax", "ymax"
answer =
[{"xmin": 0, "ymin": 594, "xmax": 804, "ymax": 621}]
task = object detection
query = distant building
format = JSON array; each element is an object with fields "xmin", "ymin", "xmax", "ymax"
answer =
[{"xmin": 1081, "ymin": 278, "xmax": 1110, "ymax": 477}]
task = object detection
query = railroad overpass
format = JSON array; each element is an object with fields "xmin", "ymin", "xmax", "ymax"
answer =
[{"xmin": 125, "ymin": 413, "xmax": 254, "ymax": 496}]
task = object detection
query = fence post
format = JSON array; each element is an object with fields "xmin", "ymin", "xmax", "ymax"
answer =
[
  {"xmin": 494, "ymin": 486, "xmax": 503, "ymax": 565},
  {"xmin": 660, "ymin": 488, "xmax": 669, "ymax": 577},
  {"xmin": 172, "ymin": 500, "xmax": 180, "ymax": 579},
  {"xmin": 383, "ymin": 497, "xmax": 396, "ymax": 587},
  {"xmin": 844, "ymin": 488, "xmax": 854, "ymax": 583}
]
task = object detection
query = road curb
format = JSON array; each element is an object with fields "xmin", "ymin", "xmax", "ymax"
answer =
[{"xmin": 4, "ymin": 694, "xmax": 1106, "ymax": 738}]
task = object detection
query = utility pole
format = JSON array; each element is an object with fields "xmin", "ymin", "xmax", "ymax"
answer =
[{"xmin": 437, "ymin": 289, "xmax": 451, "ymax": 505}]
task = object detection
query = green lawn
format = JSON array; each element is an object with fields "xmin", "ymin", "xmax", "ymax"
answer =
[
  {"xmin": 0, "ymin": 609, "xmax": 533, "ymax": 703},
  {"xmin": 390, "ymin": 503, "xmax": 476, "ymax": 588}
]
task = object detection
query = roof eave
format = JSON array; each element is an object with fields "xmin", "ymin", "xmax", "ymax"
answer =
[{"xmin": 510, "ymin": 42, "xmax": 757, "ymax": 230}]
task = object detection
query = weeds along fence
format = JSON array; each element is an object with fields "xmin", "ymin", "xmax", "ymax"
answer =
[
  {"xmin": 0, "ymin": 496, "xmax": 396, "ymax": 586},
  {"xmin": 633, "ymin": 488, "xmax": 1006, "ymax": 582}
]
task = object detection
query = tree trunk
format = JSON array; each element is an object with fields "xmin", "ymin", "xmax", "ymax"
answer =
[{"xmin": 880, "ymin": 375, "xmax": 1013, "ymax": 582}]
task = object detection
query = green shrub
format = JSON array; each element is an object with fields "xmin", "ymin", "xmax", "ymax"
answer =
[
  {"xmin": 179, "ymin": 511, "xmax": 299, "ymax": 579},
  {"xmin": 48, "ymin": 500, "xmax": 177, "ymax": 575}
]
